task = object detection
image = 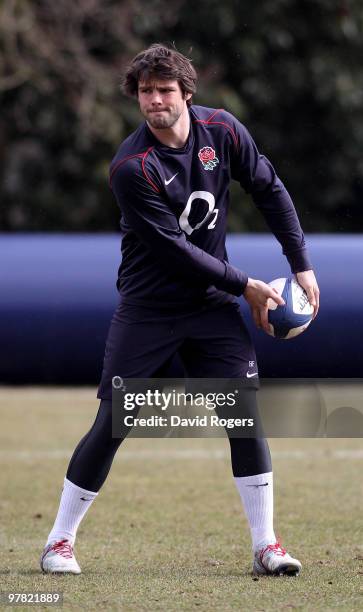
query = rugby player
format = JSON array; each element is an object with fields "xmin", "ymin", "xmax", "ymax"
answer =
[{"xmin": 40, "ymin": 44, "xmax": 319, "ymax": 576}]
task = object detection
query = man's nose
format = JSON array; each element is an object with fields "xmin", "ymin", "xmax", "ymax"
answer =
[{"xmin": 150, "ymin": 90, "xmax": 163, "ymax": 105}]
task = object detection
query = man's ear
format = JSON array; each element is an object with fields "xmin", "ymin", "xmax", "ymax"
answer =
[{"xmin": 184, "ymin": 91, "xmax": 192, "ymax": 102}]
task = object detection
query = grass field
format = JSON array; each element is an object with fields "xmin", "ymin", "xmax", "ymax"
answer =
[{"xmin": 0, "ymin": 388, "xmax": 362, "ymax": 611}]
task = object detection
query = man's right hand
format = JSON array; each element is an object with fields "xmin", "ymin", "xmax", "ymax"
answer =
[{"xmin": 243, "ymin": 277, "xmax": 285, "ymax": 334}]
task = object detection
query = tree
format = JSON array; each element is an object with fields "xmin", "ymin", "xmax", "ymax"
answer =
[{"xmin": 1, "ymin": 0, "xmax": 362, "ymax": 231}]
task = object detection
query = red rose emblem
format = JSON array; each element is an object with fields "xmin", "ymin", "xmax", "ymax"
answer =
[{"xmin": 198, "ymin": 147, "xmax": 216, "ymax": 163}]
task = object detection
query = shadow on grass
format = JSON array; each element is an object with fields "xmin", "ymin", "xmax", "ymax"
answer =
[
  {"xmin": 13, "ymin": 567, "xmax": 251, "ymax": 579},
  {"xmin": 81, "ymin": 566, "xmax": 251, "ymax": 579},
  {"xmin": 10, "ymin": 570, "xmax": 42, "ymax": 576},
  {"xmin": 13, "ymin": 562, "xmax": 257, "ymax": 579}
]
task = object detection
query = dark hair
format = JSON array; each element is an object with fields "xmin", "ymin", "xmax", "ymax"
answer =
[{"xmin": 122, "ymin": 43, "xmax": 197, "ymax": 106}]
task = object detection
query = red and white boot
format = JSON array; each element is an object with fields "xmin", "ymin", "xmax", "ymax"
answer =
[
  {"xmin": 40, "ymin": 539, "xmax": 81, "ymax": 574},
  {"xmin": 253, "ymin": 540, "xmax": 302, "ymax": 576}
]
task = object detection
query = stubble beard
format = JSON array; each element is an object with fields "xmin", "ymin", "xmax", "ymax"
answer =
[{"xmin": 145, "ymin": 106, "xmax": 182, "ymax": 130}]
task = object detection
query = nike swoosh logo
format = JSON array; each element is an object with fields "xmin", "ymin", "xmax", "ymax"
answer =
[
  {"xmin": 164, "ymin": 172, "xmax": 179, "ymax": 186},
  {"xmin": 80, "ymin": 497, "xmax": 93, "ymax": 502},
  {"xmin": 246, "ymin": 371, "xmax": 258, "ymax": 378},
  {"xmin": 246, "ymin": 483, "xmax": 269, "ymax": 488}
]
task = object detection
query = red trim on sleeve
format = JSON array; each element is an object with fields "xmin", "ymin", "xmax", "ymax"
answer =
[
  {"xmin": 109, "ymin": 147, "xmax": 160, "ymax": 193},
  {"xmin": 142, "ymin": 147, "xmax": 160, "ymax": 193},
  {"xmin": 194, "ymin": 109, "xmax": 239, "ymax": 151},
  {"xmin": 109, "ymin": 153, "xmax": 144, "ymax": 187},
  {"xmin": 206, "ymin": 108, "xmax": 224, "ymax": 122}
]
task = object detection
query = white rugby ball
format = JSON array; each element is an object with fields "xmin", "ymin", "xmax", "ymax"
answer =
[{"xmin": 267, "ymin": 277, "xmax": 314, "ymax": 339}]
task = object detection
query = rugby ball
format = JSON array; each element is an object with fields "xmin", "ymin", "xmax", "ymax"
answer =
[{"xmin": 267, "ymin": 277, "xmax": 314, "ymax": 339}]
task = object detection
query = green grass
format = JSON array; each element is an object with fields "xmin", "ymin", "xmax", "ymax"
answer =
[{"xmin": 0, "ymin": 388, "xmax": 362, "ymax": 611}]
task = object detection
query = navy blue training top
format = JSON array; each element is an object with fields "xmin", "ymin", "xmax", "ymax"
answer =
[{"xmin": 109, "ymin": 105, "xmax": 312, "ymax": 309}]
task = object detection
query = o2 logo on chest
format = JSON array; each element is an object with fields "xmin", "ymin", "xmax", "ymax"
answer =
[{"xmin": 179, "ymin": 191, "xmax": 219, "ymax": 235}]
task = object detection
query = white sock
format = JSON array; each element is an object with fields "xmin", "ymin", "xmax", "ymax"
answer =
[
  {"xmin": 234, "ymin": 471, "xmax": 276, "ymax": 551},
  {"xmin": 46, "ymin": 478, "xmax": 98, "ymax": 546}
]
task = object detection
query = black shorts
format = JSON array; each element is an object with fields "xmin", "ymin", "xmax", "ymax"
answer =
[{"xmin": 97, "ymin": 300, "xmax": 258, "ymax": 400}]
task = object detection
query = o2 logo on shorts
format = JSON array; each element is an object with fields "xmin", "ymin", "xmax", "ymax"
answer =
[{"xmin": 179, "ymin": 191, "xmax": 219, "ymax": 235}]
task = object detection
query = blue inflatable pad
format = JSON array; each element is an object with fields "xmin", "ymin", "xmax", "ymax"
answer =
[{"xmin": 0, "ymin": 234, "xmax": 361, "ymax": 383}]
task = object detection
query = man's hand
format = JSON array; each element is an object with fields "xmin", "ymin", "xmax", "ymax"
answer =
[
  {"xmin": 243, "ymin": 278, "xmax": 285, "ymax": 333},
  {"xmin": 295, "ymin": 269, "xmax": 320, "ymax": 319}
]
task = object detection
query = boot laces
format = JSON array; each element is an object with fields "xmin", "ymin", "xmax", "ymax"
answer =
[
  {"xmin": 51, "ymin": 539, "xmax": 73, "ymax": 559},
  {"xmin": 260, "ymin": 540, "xmax": 287, "ymax": 562}
]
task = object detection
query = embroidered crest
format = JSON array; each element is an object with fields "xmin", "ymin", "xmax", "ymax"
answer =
[{"xmin": 198, "ymin": 146, "xmax": 219, "ymax": 171}]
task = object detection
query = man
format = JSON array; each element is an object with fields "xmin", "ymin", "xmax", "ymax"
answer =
[{"xmin": 40, "ymin": 44, "xmax": 319, "ymax": 576}]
